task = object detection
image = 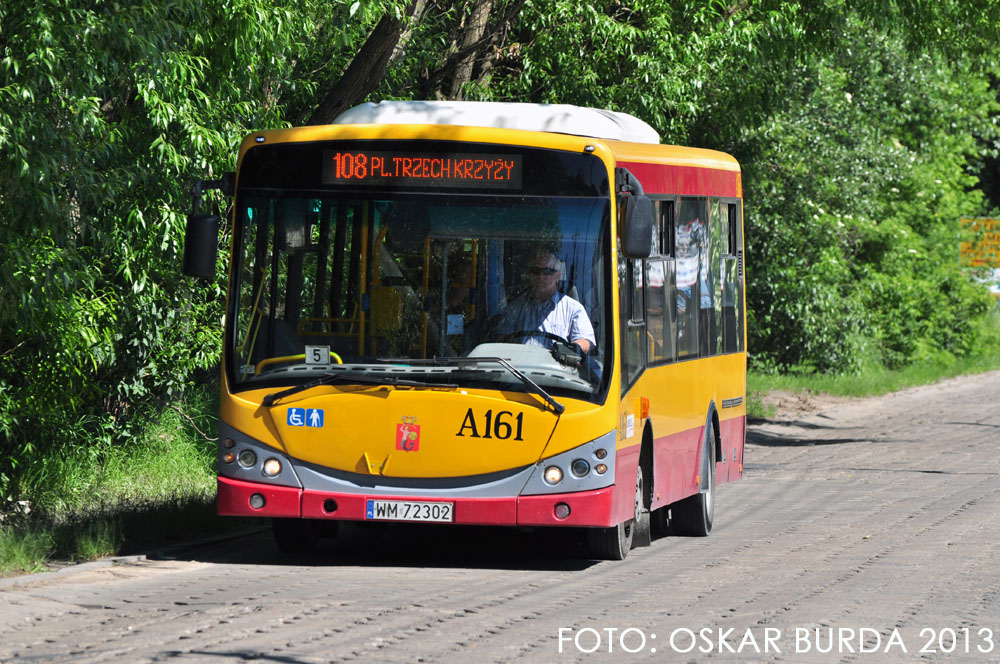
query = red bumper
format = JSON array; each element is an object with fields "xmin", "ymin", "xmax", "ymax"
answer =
[{"xmin": 217, "ymin": 476, "xmax": 616, "ymax": 527}]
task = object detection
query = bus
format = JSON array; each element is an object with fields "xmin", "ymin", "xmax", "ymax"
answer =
[{"xmin": 183, "ymin": 101, "xmax": 746, "ymax": 560}]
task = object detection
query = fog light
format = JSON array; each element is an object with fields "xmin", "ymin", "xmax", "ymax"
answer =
[
  {"xmin": 249, "ymin": 493, "xmax": 266, "ymax": 509},
  {"xmin": 570, "ymin": 458, "xmax": 590, "ymax": 477},
  {"xmin": 222, "ymin": 452, "xmax": 236, "ymax": 464},
  {"xmin": 237, "ymin": 449, "xmax": 257, "ymax": 468},
  {"xmin": 554, "ymin": 502, "xmax": 571, "ymax": 520},
  {"xmin": 595, "ymin": 448, "xmax": 607, "ymax": 459},
  {"xmin": 262, "ymin": 458, "xmax": 282, "ymax": 477},
  {"xmin": 543, "ymin": 465, "xmax": 563, "ymax": 485},
  {"xmin": 224, "ymin": 437, "xmax": 236, "ymax": 449},
  {"xmin": 595, "ymin": 463, "xmax": 608, "ymax": 475},
  {"xmin": 323, "ymin": 499, "xmax": 338, "ymax": 513}
]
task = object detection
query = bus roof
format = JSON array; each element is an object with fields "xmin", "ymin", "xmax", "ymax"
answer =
[{"xmin": 333, "ymin": 101, "xmax": 661, "ymax": 145}]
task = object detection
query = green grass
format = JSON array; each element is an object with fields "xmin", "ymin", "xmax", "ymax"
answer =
[
  {"xmin": 0, "ymin": 527, "xmax": 54, "ymax": 576},
  {"xmin": 0, "ymin": 386, "xmax": 226, "ymax": 577},
  {"xmin": 747, "ymin": 349, "xmax": 1000, "ymax": 420}
]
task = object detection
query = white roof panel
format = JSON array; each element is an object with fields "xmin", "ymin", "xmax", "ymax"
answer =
[{"xmin": 332, "ymin": 101, "xmax": 661, "ymax": 144}]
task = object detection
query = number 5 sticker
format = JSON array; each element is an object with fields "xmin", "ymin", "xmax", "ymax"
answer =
[{"xmin": 305, "ymin": 345, "xmax": 330, "ymax": 365}]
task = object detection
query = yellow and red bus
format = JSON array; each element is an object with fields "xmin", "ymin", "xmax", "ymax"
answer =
[{"xmin": 183, "ymin": 102, "xmax": 746, "ymax": 560}]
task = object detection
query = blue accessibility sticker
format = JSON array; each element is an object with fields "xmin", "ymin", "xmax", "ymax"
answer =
[
  {"xmin": 287, "ymin": 407, "xmax": 324, "ymax": 427},
  {"xmin": 306, "ymin": 408, "xmax": 324, "ymax": 428},
  {"xmin": 287, "ymin": 408, "xmax": 306, "ymax": 427}
]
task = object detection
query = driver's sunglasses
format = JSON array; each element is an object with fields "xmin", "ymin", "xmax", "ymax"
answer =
[{"xmin": 528, "ymin": 267, "xmax": 558, "ymax": 276}]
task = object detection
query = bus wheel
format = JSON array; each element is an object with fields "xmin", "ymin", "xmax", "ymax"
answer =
[
  {"xmin": 271, "ymin": 518, "xmax": 320, "ymax": 553},
  {"xmin": 672, "ymin": 424, "xmax": 715, "ymax": 536},
  {"xmin": 586, "ymin": 464, "xmax": 646, "ymax": 560},
  {"xmin": 633, "ymin": 463, "xmax": 652, "ymax": 547},
  {"xmin": 586, "ymin": 518, "xmax": 632, "ymax": 561}
]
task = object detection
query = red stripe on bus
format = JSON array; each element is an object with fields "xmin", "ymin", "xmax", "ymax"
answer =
[
  {"xmin": 218, "ymin": 476, "xmax": 301, "ymax": 517},
  {"xmin": 618, "ymin": 161, "xmax": 742, "ymax": 198}
]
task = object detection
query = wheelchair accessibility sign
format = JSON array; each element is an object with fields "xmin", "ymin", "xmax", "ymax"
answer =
[{"xmin": 287, "ymin": 408, "xmax": 324, "ymax": 428}]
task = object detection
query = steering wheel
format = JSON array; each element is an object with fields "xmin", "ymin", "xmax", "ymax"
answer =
[{"xmin": 502, "ymin": 330, "xmax": 571, "ymax": 345}]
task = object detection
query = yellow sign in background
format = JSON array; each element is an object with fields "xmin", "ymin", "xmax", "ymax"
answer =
[{"xmin": 961, "ymin": 217, "xmax": 1000, "ymax": 267}]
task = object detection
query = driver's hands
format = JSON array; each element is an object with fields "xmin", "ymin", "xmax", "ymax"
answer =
[{"xmin": 551, "ymin": 340, "xmax": 585, "ymax": 367}]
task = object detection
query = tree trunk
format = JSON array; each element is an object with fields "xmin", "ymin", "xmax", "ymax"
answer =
[
  {"xmin": 308, "ymin": 2, "xmax": 425, "ymax": 125},
  {"xmin": 448, "ymin": 0, "xmax": 493, "ymax": 99}
]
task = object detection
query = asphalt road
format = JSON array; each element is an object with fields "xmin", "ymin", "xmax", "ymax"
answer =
[{"xmin": 2, "ymin": 370, "xmax": 999, "ymax": 663}]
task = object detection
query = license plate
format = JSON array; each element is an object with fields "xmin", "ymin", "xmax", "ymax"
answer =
[{"xmin": 365, "ymin": 499, "xmax": 454, "ymax": 523}]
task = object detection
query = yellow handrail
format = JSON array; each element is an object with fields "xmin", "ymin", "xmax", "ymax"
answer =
[
  {"xmin": 254, "ymin": 351, "xmax": 343, "ymax": 375},
  {"xmin": 255, "ymin": 354, "xmax": 305, "ymax": 375}
]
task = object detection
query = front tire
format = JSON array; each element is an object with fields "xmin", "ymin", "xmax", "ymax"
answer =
[
  {"xmin": 672, "ymin": 422, "xmax": 715, "ymax": 536},
  {"xmin": 586, "ymin": 464, "xmax": 649, "ymax": 559},
  {"xmin": 586, "ymin": 518, "xmax": 633, "ymax": 560}
]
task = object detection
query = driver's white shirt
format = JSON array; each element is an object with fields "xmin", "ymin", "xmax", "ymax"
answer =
[{"xmin": 497, "ymin": 291, "xmax": 596, "ymax": 349}]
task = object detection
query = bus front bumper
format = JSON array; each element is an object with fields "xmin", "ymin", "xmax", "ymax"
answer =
[{"xmin": 218, "ymin": 476, "xmax": 616, "ymax": 528}]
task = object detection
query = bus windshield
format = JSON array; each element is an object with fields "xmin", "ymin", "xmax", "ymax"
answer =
[{"xmin": 228, "ymin": 192, "xmax": 612, "ymax": 402}]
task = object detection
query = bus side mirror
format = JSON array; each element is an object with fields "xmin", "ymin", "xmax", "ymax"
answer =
[
  {"xmin": 621, "ymin": 194, "xmax": 653, "ymax": 258},
  {"xmin": 183, "ymin": 213, "xmax": 220, "ymax": 279}
]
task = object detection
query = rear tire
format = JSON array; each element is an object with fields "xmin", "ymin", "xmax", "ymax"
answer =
[
  {"xmin": 672, "ymin": 422, "xmax": 716, "ymax": 536},
  {"xmin": 271, "ymin": 518, "xmax": 321, "ymax": 553}
]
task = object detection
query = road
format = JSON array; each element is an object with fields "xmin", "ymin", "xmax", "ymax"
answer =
[{"xmin": 2, "ymin": 370, "xmax": 999, "ymax": 663}]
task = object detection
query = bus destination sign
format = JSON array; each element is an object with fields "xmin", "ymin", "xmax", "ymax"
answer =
[{"xmin": 323, "ymin": 150, "xmax": 522, "ymax": 189}]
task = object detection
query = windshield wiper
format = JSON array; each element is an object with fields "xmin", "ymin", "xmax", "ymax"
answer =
[
  {"xmin": 262, "ymin": 372, "xmax": 458, "ymax": 407},
  {"xmin": 382, "ymin": 357, "xmax": 564, "ymax": 415}
]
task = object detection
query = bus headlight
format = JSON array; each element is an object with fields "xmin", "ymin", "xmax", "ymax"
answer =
[
  {"xmin": 543, "ymin": 466, "xmax": 563, "ymax": 485},
  {"xmin": 237, "ymin": 449, "xmax": 257, "ymax": 468},
  {"xmin": 570, "ymin": 458, "xmax": 590, "ymax": 477},
  {"xmin": 262, "ymin": 458, "xmax": 282, "ymax": 477}
]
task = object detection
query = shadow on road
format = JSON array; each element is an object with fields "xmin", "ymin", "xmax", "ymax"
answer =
[
  {"xmin": 155, "ymin": 520, "xmax": 608, "ymax": 572},
  {"xmin": 747, "ymin": 426, "xmax": 866, "ymax": 447}
]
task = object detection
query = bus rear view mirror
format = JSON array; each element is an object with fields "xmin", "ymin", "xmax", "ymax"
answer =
[
  {"xmin": 621, "ymin": 194, "xmax": 653, "ymax": 258},
  {"xmin": 183, "ymin": 213, "xmax": 220, "ymax": 279}
]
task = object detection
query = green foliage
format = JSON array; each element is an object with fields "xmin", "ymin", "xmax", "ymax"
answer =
[
  {"xmin": 0, "ymin": 527, "xmax": 53, "ymax": 576},
  {"xmin": 0, "ymin": 0, "xmax": 307, "ymax": 502},
  {"xmin": 734, "ymin": 21, "xmax": 999, "ymax": 372},
  {"xmin": 3, "ymin": 0, "xmax": 1000, "ymax": 536}
]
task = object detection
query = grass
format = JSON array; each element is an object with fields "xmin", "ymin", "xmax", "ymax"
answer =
[
  {"xmin": 0, "ymin": 528, "xmax": 53, "ymax": 576},
  {"xmin": 0, "ymin": 385, "xmax": 228, "ymax": 577},
  {"xmin": 747, "ymin": 349, "xmax": 1000, "ymax": 420}
]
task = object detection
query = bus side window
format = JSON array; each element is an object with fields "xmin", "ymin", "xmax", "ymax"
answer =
[
  {"xmin": 645, "ymin": 258, "xmax": 674, "ymax": 364},
  {"xmin": 702, "ymin": 199, "xmax": 723, "ymax": 357},
  {"xmin": 675, "ymin": 197, "xmax": 703, "ymax": 359},
  {"xmin": 722, "ymin": 202, "xmax": 742, "ymax": 353},
  {"xmin": 662, "ymin": 200, "xmax": 675, "ymax": 257},
  {"xmin": 618, "ymin": 242, "xmax": 645, "ymax": 394}
]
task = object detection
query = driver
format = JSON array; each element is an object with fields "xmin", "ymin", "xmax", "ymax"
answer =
[{"xmin": 496, "ymin": 248, "xmax": 595, "ymax": 355}]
